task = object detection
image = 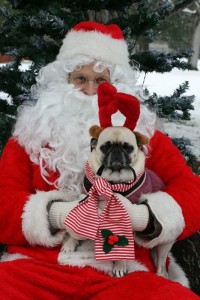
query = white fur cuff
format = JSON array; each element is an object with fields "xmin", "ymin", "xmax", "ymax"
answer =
[{"xmin": 135, "ymin": 191, "xmax": 185, "ymax": 248}]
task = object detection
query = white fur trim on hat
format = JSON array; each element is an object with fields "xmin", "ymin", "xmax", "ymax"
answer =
[
  {"xmin": 135, "ymin": 191, "xmax": 185, "ymax": 248},
  {"xmin": 57, "ymin": 30, "xmax": 130, "ymax": 67},
  {"xmin": 22, "ymin": 190, "xmax": 72, "ymax": 247}
]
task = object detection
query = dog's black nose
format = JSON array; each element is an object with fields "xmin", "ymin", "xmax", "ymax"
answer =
[{"xmin": 110, "ymin": 161, "xmax": 124, "ymax": 170}]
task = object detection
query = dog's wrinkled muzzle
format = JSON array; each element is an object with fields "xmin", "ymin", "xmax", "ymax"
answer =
[
  {"xmin": 103, "ymin": 144, "xmax": 131, "ymax": 171},
  {"xmin": 97, "ymin": 144, "xmax": 137, "ymax": 181}
]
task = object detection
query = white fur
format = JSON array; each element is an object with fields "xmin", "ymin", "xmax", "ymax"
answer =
[
  {"xmin": 135, "ymin": 192, "xmax": 185, "ymax": 248},
  {"xmin": 1, "ymin": 252, "xmax": 29, "ymax": 262},
  {"xmin": 58, "ymin": 239, "xmax": 148, "ymax": 276},
  {"xmin": 14, "ymin": 84, "xmax": 99, "ymax": 193},
  {"xmin": 57, "ymin": 30, "xmax": 130, "ymax": 67}
]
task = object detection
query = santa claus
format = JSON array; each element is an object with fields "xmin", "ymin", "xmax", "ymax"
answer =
[{"xmin": 0, "ymin": 21, "xmax": 200, "ymax": 299}]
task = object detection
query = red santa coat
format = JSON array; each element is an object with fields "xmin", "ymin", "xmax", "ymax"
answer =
[{"xmin": 0, "ymin": 130, "xmax": 200, "ymax": 299}]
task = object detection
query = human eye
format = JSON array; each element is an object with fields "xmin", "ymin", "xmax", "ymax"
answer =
[
  {"xmin": 95, "ymin": 76, "xmax": 110, "ymax": 85},
  {"xmin": 71, "ymin": 74, "xmax": 87, "ymax": 85}
]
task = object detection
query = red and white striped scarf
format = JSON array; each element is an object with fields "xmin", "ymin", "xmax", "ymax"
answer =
[{"xmin": 64, "ymin": 162, "xmax": 144, "ymax": 261}]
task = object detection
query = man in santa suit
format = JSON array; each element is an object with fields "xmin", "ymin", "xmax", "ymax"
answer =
[{"xmin": 0, "ymin": 21, "xmax": 200, "ymax": 299}]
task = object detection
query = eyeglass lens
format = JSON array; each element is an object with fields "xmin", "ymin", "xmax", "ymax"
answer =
[{"xmin": 69, "ymin": 74, "xmax": 110, "ymax": 86}]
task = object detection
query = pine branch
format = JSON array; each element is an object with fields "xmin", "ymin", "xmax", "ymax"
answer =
[{"xmin": 170, "ymin": 0, "xmax": 195, "ymax": 15}]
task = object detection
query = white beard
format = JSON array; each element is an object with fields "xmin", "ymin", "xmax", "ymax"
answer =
[
  {"xmin": 13, "ymin": 82, "xmax": 156, "ymax": 197},
  {"xmin": 14, "ymin": 83, "xmax": 99, "ymax": 196}
]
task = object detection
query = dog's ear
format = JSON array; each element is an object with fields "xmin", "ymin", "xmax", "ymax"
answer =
[
  {"xmin": 90, "ymin": 138, "xmax": 98, "ymax": 151},
  {"xmin": 133, "ymin": 131, "xmax": 149, "ymax": 147},
  {"xmin": 89, "ymin": 125, "xmax": 104, "ymax": 138}
]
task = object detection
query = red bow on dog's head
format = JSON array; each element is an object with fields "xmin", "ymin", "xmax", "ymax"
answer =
[
  {"xmin": 97, "ymin": 82, "xmax": 140, "ymax": 130},
  {"xmin": 90, "ymin": 82, "xmax": 145, "ymax": 141}
]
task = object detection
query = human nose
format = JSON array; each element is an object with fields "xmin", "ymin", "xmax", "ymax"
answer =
[{"xmin": 81, "ymin": 80, "xmax": 97, "ymax": 95}]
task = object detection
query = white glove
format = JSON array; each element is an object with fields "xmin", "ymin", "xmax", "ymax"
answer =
[
  {"xmin": 115, "ymin": 193, "xmax": 150, "ymax": 232},
  {"xmin": 48, "ymin": 198, "xmax": 82, "ymax": 230}
]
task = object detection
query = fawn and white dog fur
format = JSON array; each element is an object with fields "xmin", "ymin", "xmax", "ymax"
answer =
[{"xmin": 62, "ymin": 126, "xmax": 174, "ymax": 278}]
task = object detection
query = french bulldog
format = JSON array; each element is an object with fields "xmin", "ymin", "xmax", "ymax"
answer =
[{"xmin": 62, "ymin": 126, "xmax": 173, "ymax": 278}]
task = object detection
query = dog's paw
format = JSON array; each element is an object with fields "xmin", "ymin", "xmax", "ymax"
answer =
[
  {"xmin": 112, "ymin": 261, "xmax": 128, "ymax": 278},
  {"xmin": 61, "ymin": 237, "xmax": 79, "ymax": 253},
  {"xmin": 156, "ymin": 267, "xmax": 169, "ymax": 279}
]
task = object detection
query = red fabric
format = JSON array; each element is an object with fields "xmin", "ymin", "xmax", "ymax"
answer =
[
  {"xmin": 0, "ymin": 259, "xmax": 199, "ymax": 300},
  {"xmin": 0, "ymin": 138, "xmax": 58, "ymax": 245},
  {"xmin": 72, "ymin": 21, "xmax": 125, "ymax": 40},
  {"xmin": 146, "ymin": 130, "xmax": 200, "ymax": 240},
  {"xmin": 0, "ymin": 132, "xmax": 200, "ymax": 298},
  {"xmin": 98, "ymin": 82, "xmax": 140, "ymax": 130}
]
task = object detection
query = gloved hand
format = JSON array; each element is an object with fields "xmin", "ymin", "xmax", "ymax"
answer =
[
  {"xmin": 48, "ymin": 197, "xmax": 84, "ymax": 230},
  {"xmin": 115, "ymin": 193, "xmax": 150, "ymax": 232}
]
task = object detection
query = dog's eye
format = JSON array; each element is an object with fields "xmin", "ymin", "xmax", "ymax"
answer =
[
  {"xmin": 100, "ymin": 141, "xmax": 113, "ymax": 154},
  {"xmin": 122, "ymin": 143, "xmax": 134, "ymax": 154}
]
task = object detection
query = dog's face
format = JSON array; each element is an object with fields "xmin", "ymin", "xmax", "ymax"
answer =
[{"xmin": 89, "ymin": 127, "xmax": 148, "ymax": 182}]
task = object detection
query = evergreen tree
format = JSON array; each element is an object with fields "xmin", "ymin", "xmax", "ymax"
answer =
[
  {"xmin": 0, "ymin": 1, "xmax": 200, "ymax": 294},
  {"xmin": 0, "ymin": 1, "xmax": 196, "ymax": 153},
  {"xmin": 159, "ymin": 6, "xmax": 196, "ymax": 51}
]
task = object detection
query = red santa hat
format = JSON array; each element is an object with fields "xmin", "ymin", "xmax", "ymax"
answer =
[{"xmin": 56, "ymin": 21, "xmax": 130, "ymax": 67}]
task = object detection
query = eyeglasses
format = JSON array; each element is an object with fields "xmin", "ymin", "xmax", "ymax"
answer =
[{"xmin": 69, "ymin": 73, "xmax": 111, "ymax": 87}]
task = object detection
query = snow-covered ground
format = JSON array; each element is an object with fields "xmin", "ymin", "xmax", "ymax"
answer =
[
  {"xmin": 137, "ymin": 64, "xmax": 200, "ymax": 160},
  {"xmin": 1, "ymin": 61, "xmax": 200, "ymax": 159}
]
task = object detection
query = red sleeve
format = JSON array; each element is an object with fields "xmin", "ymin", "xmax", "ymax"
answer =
[
  {"xmin": 146, "ymin": 130, "xmax": 200, "ymax": 240},
  {"xmin": 0, "ymin": 138, "xmax": 34, "ymax": 245}
]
